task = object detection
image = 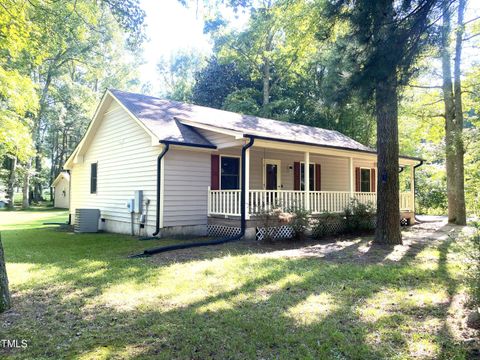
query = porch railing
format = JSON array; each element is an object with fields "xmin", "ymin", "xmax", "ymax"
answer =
[
  {"xmin": 208, "ymin": 189, "xmax": 241, "ymax": 216},
  {"xmin": 207, "ymin": 187, "xmax": 414, "ymax": 216},
  {"xmin": 248, "ymin": 190, "xmax": 305, "ymax": 214}
]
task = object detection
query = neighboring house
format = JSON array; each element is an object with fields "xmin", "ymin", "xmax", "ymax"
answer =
[
  {"xmin": 52, "ymin": 171, "xmax": 70, "ymax": 209},
  {"xmin": 64, "ymin": 89, "xmax": 422, "ymax": 238}
]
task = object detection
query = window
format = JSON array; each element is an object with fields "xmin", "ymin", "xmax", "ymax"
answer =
[
  {"xmin": 220, "ymin": 156, "xmax": 240, "ymax": 190},
  {"xmin": 300, "ymin": 163, "xmax": 315, "ymax": 191},
  {"xmin": 90, "ymin": 163, "xmax": 97, "ymax": 194},
  {"xmin": 360, "ymin": 168, "xmax": 371, "ymax": 192}
]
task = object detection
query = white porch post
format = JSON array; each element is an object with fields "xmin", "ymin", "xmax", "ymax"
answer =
[
  {"xmin": 245, "ymin": 146, "xmax": 251, "ymax": 219},
  {"xmin": 304, "ymin": 151, "xmax": 310, "ymax": 211},
  {"xmin": 410, "ymin": 165, "xmax": 415, "ymax": 213},
  {"xmin": 348, "ymin": 157, "xmax": 354, "ymax": 197}
]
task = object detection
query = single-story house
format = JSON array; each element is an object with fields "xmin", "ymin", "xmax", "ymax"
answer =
[
  {"xmin": 64, "ymin": 89, "xmax": 422, "ymax": 238},
  {"xmin": 51, "ymin": 171, "xmax": 70, "ymax": 209}
]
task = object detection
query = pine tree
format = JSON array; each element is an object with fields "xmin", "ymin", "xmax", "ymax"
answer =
[{"xmin": 326, "ymin": 0, "xmax": 442, "ymax": 244}]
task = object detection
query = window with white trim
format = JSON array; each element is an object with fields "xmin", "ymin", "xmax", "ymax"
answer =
[
  {"xmin": 220, "ymin": 156, "xmax": 240, "ymax": 190},
  {"xmin": 360, "ymin": 168, "xmax": 371, "ymax": 192}
]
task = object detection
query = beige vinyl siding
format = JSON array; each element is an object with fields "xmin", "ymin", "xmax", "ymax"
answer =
[
  {"xmin": 70, "ymin": 101, "xmax": 160, "ymax": 229},
  {"xmin": 53, "ymin": 176, "xmax": 69, "ymax": 209},
  {"xmin": 217, "ymin": 147, "xmax": 350, "ymax": 191},
  {"xmin": 196, "ymin": 128, "xmax": 238, "ymax": 148},
  {"xmin": 163, "ymin": 149, "xmax": 210, "ymax": 227}
]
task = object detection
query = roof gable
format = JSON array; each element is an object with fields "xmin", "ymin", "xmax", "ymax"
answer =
[
  {"xmin": 64, "ymin": 91, "xmax": 214, "ymax": 169},
  {"xmin": 109, "ymin": 89, "xmax": 217, "ymax": 147}
]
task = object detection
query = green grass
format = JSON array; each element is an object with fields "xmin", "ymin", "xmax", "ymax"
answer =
[{"xmin": 0, "ymin": 210, "xmax": 473, "ymax": 359}]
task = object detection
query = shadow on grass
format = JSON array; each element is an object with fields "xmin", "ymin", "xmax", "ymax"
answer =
[{"xmin": 0, "ymin": 220, "xmax": 470, "ymax": 359}]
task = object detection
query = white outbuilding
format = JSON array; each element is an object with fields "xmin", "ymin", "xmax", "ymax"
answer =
[{"xmin": 52, "ymin": 171, "xmax": 70, "ymax": 209}]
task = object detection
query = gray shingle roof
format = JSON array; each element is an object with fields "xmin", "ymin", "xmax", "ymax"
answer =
[{"xmin": 110, "ymin": 89, "xmax": 374, "ymax": 153}]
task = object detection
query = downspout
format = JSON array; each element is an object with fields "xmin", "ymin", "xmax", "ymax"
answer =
[
  {"xmin": 152, "ymin": 143, "xmax": 170, "ymax": 236},
  {"xmin": 132, "ymin": 136, "xmax": 255, "ymax": 257}
]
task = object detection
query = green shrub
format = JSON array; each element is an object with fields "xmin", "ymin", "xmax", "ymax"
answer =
[
  {"xmin": 286, "ymin": 207, "xmax": 310, "ymax": 240},
  {"xmin": 344, "ymin": 199, "xmax": 376, "ymax": 233}
]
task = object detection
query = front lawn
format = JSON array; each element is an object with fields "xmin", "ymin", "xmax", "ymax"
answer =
[{"xmin": 0, "ymin": 210, "xmax": 476, "ymax": 359}]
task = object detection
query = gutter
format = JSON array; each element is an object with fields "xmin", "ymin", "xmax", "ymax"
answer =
[
  {"xmin": 147, "ymin": 140, "xmax": 217, "ymax": 239},
  {"xmin": 152, "ymin": 142, "xmax": 170, "ymax": 236},
  {"xmin": 131, "ymin": 136, "xmax": 255, "ymax": 257}
]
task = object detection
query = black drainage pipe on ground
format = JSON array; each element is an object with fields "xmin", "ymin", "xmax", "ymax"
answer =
[{"xmin": 131, "ymin": 137, "xmax": 255, "ymax": 257}]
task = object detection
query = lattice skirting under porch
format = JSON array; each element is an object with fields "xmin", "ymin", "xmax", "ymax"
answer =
[
  {"xmin": 311, "ymin": 217, "xmax": 348, "ymax": 238},
  {"xmin": 207, "ymin": 224, "xmax": 241, "ymax": 237},
  {"xmin": 256, "ymin": 225, "xmax": 295, "ymax": 241}
]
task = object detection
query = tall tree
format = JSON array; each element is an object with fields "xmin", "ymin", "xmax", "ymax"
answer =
[
  {"xmin": 327, "ymin": 0, "xmax": 442, "ymax": 244},
  {"xmin": 453, "ymin": 0, "xmax": 467, "ymax": 225},
  {"xmin": 21, "ymin": 0, "xmax": 145, "ymax": 202},
  {"xmin": 441, "ymin": 0, "xmax": 457, "ymax": 223},
  {"xmin": 207, "ymin": 0, "xmax": 319, "ymax": 116},
  {"xmin": 0, "ymin": 0, "xmax": 145, "ymax": 311}
]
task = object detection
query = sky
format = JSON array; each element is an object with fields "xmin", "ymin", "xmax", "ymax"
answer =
[{"xmin": 138, "ymin": 0, "xmax": 211, "ymax": 94}]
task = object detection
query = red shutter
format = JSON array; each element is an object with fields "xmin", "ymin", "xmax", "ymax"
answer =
[
  {"xmin": 293, "ymin": 162, "xmax": 300, "ymax": 190},
  {"xmin": 211, "ymin": 155, "xmax": 219, "ymax": 190},
  {"xmin": 315, "ymin": 164, "xmax": 321, "ymax": 191},
  {"xmin": 371, "ymin": 168, "xmax": 376, "ymax": 192},
  {"xmin": 355, "ymin": 167, "xmax": 360, "ymax": 192}
]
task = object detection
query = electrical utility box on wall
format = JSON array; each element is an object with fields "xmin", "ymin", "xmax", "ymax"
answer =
[
  {"xmin": 134, "ymin": 190, "xmax": 143, "ymax": 213},
  {"xmin": 127, "ymin": 199, "xmax": 134, "ymax": 213}
]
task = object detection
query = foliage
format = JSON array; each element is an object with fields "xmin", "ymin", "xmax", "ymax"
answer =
[
  {"xmin": 0, "ymin": 0, "xmax": 146, "ymax": 204},
  {"xmin": 344, "ymin": 198, "xmax": 376, "ymax": 233},
  {"xmin": 157, "ymin": 49, "xmax": 206, "ymax": 101},
  {"xmin": 285, "ymin": 207, "xmax": 311, "ymax": 240},
  {"xmin": 415, "ymin": 164, "xmax": 448, "ymax": 215},
  {"xmin": 222, "ymin": 88, "xmax": 262, "ymax": 114},
  {"xmin": 192, "ymin": 57, "xmax": 254, "ymax": 109}
]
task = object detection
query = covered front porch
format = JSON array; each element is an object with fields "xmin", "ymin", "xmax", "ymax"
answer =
[{"xmin": 205, "ymin": 138, "xmax": 417, "ymax": 219}]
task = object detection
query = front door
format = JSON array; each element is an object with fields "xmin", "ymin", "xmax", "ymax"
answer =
[{"xmin": 264, "ymin": 160, "xmax": 281, "ymax": 190}]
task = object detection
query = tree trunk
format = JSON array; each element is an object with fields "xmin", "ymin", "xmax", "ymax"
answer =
[
  {"xmin": 375, "ymin": 74, "xmax": 402, "ymax": 245},
  {"xmin": 262, "ymin": 59, "xmax": 270, "ymax": 107},
  {"xmin": 22, "ymin": 159, "xmax": 31, "ymax": 209},
  {"xmin": 32, "ymin": 66, "xmax": 53, "ymax": 202},
  {"xmin": 261, "ymin": 31, "xmax": 274, "ymax": 109},
  {"xmin": 441, "ymin": 0, "xmax": 457, "ymax": 223},
  {"xmin": 453, "ymin": 0, "xmax": 466, "ymax": 225},
  {"xmin": 49, "ymin": 130, "xmax": 57, "ymax": 203},
  {"xmin": 6, "ymin": 156, "xmax": 17, "ymax": 209},
  {"xmin": 0, "ymin": 234, "xmax": 11, "ymax": 313}
]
